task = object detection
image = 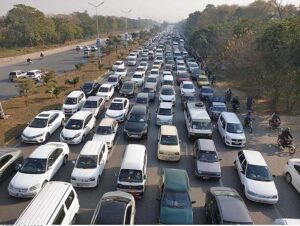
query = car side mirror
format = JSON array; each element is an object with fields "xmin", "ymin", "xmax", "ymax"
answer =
[
  {"xmin": 72, "ymin": 160, "xmax": 76, "ymax": 164},
  {"xmin": 219, "ymin": 158, "xmax": 222, "ymax": 161},
  {"xmin": 48, "ymin": 123, "xmax": 53, "ymax": 127},
  {"xmin": 240, "ymin": 170, "xmax": 245, "ymax": 174},
  {"xmin": 48, "ymin": 166, "xmax": 53, "ymax": 170},
  {"xmin": 27, "ymin": 122, "xmax": 30, "ymax": 125},
  {"xmin": 15, "ymin": 163, "xmax": 22, "ymax": 171}
]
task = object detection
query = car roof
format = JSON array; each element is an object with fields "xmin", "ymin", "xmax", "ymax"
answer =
[
  {"xmin": 288, "ymin": 158, "xmax": 300, "ymax": 164},
  {"xmin": 222, "ymin": 112, "xmax": 241, "ymax": 124},
  {"xmin": 112, "ymin": 98, "xmax": 127, "ymax": 103},
  {"xmin": 36, "ymin": 111, "xmax": 56, "ymax": 119},
  {"xmin": 164, "ymin": 168, "xmax": 189, "ymax": 192},
  {"xmin": 182, "ymin": 81, "xmax": 193, "ymax": 85},
  {"xmin": 151, "ymin": 68, "xmax": 159, "ymax": 72},
  {"xmin": 98, "ymin": 118, "xmax": 116, "ymax": 127},
  {"xmin": 96, "ymin": 198, "xmax": 127, "ymax": 224},
  {"xmin": 67, "ymin": 90, "xmax": 84, "ymax": 98},
  {"xmin": 27, "ymin": 70, "xmax": 40, "ymax": 73},
  {"xmin": 159, "ymin": 101, "xmax": 172, "ymax": 109},
  {"xmin": 242, "ymin": 150, "xmax": 267, "ymax": 166},
  {"xmin": 30, "ymin": 142, "xmax": 66, "ymax": 159},
  {"xmin": 101, "ymin": 83, "xmax": 113, "ymax": 88},
  {"xmin": 161, "ymin": 85, "xmax": 174, "ymax": 90},
  {"xmin": 131, "ymin": 104, "xmax": 147, "ymax": 114},
  {"xmin": 161, "ymin": 125, "xmax": 177, "ymax": 136},
  {"xmin": 115, "ymin": 60, "xmax": 124, "ymax": 64},
  {"xmin": 121, "ymin": 144, "xmax": 146, "ymax": 170},
  {"xmin": 210, "ymin": 187, "xmax": 252, "ymax": 223},
  {"xmin": 196, "ymin": 139, "xmax": 216, "ymax": 152},
  {"xmin": 137, "ymin": 93, "xmax": 149, "ymax": 98},
  {"xmin": 123, "ymin": 80, "xmax": 134, "ymax": 85},
  {"xmin": 163, "ymin": 75, "xmax": 173, "ymax": 80},
  {"xmin": 80, "ymin": 141, "xmax": 104, "ymax": 156},
  {"xmin": 109, "ymin": 74, "xmax": 120, "ymax": 78},
  {"xmin": 86, "ymin": 96, "xmax": 102, "ymax": 101},
  {"xmin": 189, "ymin": 108, "xmax": 210, "ymax": 120},
  {"xmin": 71, "ymin": 110, "xmax": 91, "ymax": 120}
]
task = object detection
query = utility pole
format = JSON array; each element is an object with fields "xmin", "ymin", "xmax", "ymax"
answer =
[
  {"xmin": 121, "ymin": 9, "xmax": 132, "ymax": 48},
  {"xmin": 89, "ymin": 1, "xmax": 105, "ymax": 63}
]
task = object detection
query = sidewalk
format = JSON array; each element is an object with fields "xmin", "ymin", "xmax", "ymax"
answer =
[{"xmin": 0, "ymin": 40, "xmax": 96, "ymax": 67}]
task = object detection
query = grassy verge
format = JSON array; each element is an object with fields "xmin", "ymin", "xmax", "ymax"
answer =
[{"xmin": 0, "ymin": 40, "xmax": 142, "ymax": 146}]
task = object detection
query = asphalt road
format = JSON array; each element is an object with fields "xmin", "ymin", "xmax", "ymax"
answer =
[
  {"xmin": 0, "ymin": 57, "xmax": 299, "ymax": 224},
  {"xmin": 0, "ymin": 49, "xmax": 90, "ymax": 99}
]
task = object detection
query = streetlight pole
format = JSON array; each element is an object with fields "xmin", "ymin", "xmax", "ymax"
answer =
[
  {"xmin": 121, "ymin": 9, "xmax": 132, "ymax": 48},
  {"xmin": 89, "ymin": 1, "xmax": 104, "ymax": 63}
]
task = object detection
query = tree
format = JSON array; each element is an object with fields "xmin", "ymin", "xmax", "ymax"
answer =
[
  {"xmin": 42, "ymin": 70, "xmax": 57, "ymax": 85},
  {"xmin": 46, "ymin": 85, "xmax": 62, "ymax": 98},
  {"xmin": 65, "ymin": 77, "xmax": 80, "ymax": 88}
]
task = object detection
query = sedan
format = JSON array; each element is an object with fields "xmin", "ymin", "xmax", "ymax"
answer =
[
  {"xmin": 96, "ymin": 83, "xmax": 115, "ymax": 101},
  {"xmin": 22, "ymin": 110, "xmax": 65, "ymax": 143},
  {"xmin": 81, "ymin": 96, "xmax": 105, "ymax": 118},
  {"xmin": 80, "ymin": 81, "xmax": 100, "ymax": 96},
  {"xmin": 115, "ymin": 68, "xmax": 127, "ymax": 79},
  {"xmin": 145, "ymin": 75, "xmax": 158, "ymax": 88},
  {"xmin": 141, "ymin": 85, "xmax": 156, "ymax": 102},
  {"xmin": 139, "ymin": 61, "xmax": 148, "ymax": 72},
  {"xmin": 105, "ymin": 98, "xmax": 129, "ymax": 122},
  {"xmin": 180, "ymin": 81, "xmax": 196, "ymax": 96},
  {"xmin": 284, "ymin": 158, "xmax": 300, "ymax": 193},
  {"xmin": 159, "ymin": 85, "xmax": 176, "ymax": 105},
  {"xmin": 91, "ymin": 191, "xmax": 136, "ymax": 225},
  {"xmin": 131, "ymin": 72, "xmax": 145, "ymax": 87},
  {"xmin": 200, "ymin": 86, "xmax": 214, "ymax": 101},
  {"xmin": 0, "ymin": 149, "xmax": 23, "ymax": 183},
  {"xmin": 119, "ymin": 81, "xmax": 135, "ymax": 98},
  {"xmin": 93, "ymin": 118, "xmax": 118, "ymax": 149}
]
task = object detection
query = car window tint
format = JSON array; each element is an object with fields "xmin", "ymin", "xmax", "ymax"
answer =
[
  {"xmin": 125, "ymin": 206, "xmax": 132, "ymax": 225},
  {"xmin": 52, "ymin": 206, "xmax": 65, "ymax": 225},
  {"xmin": 0, "ymin": 155, "xmax": 13, "ymax": 168},
  {"xmin": 65, "ymin": 190, "xmax": 75, "ymax": 210}
]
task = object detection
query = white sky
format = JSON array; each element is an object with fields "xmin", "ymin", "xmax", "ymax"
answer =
[{"xmin": 0, "ymin": 0, "xmax": 299, "ymax": 22}]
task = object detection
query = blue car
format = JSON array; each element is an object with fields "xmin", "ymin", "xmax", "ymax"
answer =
[{"xmin": 200, "ymin": 86, "xmax": 214, "ymax": 101}]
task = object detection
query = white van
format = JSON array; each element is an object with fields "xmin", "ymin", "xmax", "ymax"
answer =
[
  {"xmin": 62, "ymin": 91, "xmax": 86, "ymax": 115},
  {"xmin": 218, "ymin": 112, "xmax": 246, "ymax": 147},
  {"xmin": 184, "ymin": 102, "xmax": 213, "ymax": 139},
  {"xmin": 117, "ymin": 144, "xmax": 147, "ymax": 198},
  {"xmin": 15, "ymin": 181, "xmax": 80, "ymax": 225},
  {"xmin": 161, "ymin": 75, "xmax": 174, "ymax": 86}
]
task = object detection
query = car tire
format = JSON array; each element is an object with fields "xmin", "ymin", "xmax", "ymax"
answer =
[
  {"xmin": 285, "ymin": 172, "xmax": 292, "ymax": 184},
  {"xmin": 72, "ymin": 214, "xmax": 78, "ymax": 224},
  {"xmin": 81, "ymin": 134, "xmax": 86, "ymax": 143},
  {"xmin": 96, "ymin": 176, "xmax": 100, "ymax": 187},
  {"xmin": 61, "ymin": 119, "xmax": 65, "ymax": 127},
  {"xmin": 63, "ymin": 155, "xmax": 68, "ymax": 165},
  {"xmin": 45, "ymin": 133, "xmax": 50, "ymax": 142}
]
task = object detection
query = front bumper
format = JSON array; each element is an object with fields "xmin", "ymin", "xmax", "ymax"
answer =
[
  {"xmin": 60, "ymin": 134, "xmax": 82, "ymax": 144},
  {"xmin": 22, "ymin": 135, "xmax": 45, "ymax": 143},
  {"xmin": 8, "ymin": 187, "xmax": 39, "ymax": 198},
  {"xmin": 71, "ymin": 179, "xmax": 97, "ymax": 188},
  {"xmin": 245, "ymin": 191, "xmax": 278, "ymax": 204}
]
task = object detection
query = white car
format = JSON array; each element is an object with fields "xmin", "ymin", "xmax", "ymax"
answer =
[
  {"xmin": 145, "ymin": 75, "xmax": 158, "ymax": 88},
  {"xmin": 152, "ymin": 60, "xmax": 162, "ymax": 69},
  {"xmin": 90, "ymin": 46, "xmax": 98, "ymax": 51},
  {"xmin": 22, "ymin": 110, "xmax": 65, "ymax": 143},
  {"xmin": 131, "ymin": 71, "xmax": 145, "ymax": 86},
  {"xmin": 159, "ymin": 85, "xmax": 176, "ymax": 105},
  {"xmin": 105, "ymin": 98, "xmax": 129, "ymax": 122},
  {"xmin": 234, "ymin": 150, "xmax": 278, "ymax": 204},
  {"xmin": 62, "ymin": 90, "xmax": 86, "ymax": 115},
  {"xmin": 284, "ymin": 158, "xmax": 300, "ymax": 193},
  {"xmin": 71, "ymin": 141, "xmax": 108, "ymax": 188},
  {"xmin": 180, "ymin": 81, "xmax": 196, "ymax": 96},
  {"xmin": 155, "ymin": 56, "xmax": 164, "ymax": 65},
  {"xmin": 60, "ymin": 111, "xmax": 95, "ymax": 144},
  {"xmin": 139, "ymin": 61, "xmax": 148, "ymax": 72},
  {"xmin": 96, "ymin": 83, "xmax": 115, "ymax": 101},
  {"xmin": 8, "ymin": 142, "xmax": 69, "ymax": 198},
  {"xmin": 81, "ymin": 96, "xmax": 105, "ymax": 118},
  {"xmin": 93, "ymin": 118, "xmax": 118, "ymax": 149},
  {"xmin": 156, "ymin": 102, "xmax": 174, "ymax": 126},
  {"xmin": 26, "ymin": 70, "xmax": 43, "ymax": 81},
  {"xmin": 112, "ymin": 60, "xmax": 125, "ymax": 71},
  {"xmin": 136, "ymin": 66, "xmax": 146, "ymax": 74},
  {"xmin": 115, "ymin": 67, "xmax": 127, "ymax": 79},
  {"xmin": 150, "ymin": 68, "xmax": 160, "ymax": 79},
  {"xmin": 9, "ymin": 70, "xmax": 26, "ymax": 81}
]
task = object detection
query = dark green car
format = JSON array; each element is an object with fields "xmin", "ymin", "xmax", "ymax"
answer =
[
  {"xmin": 0, "ymin": 148, "xmax": 23, "ymax": 183},
  {"xmin": 158, "ymin": 168, "xmax": 194, "ymax": 224}
]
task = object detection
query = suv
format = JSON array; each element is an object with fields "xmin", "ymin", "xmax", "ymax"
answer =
[
  {"xmin": 92, "ymin": 118, "xmax": 118, "ymax": 149},
  {"xmin": 105, "ymin": 98, "xmax": 129, "ymax": 122},
  {"xmin": 62, "ymin": 91, "xmax": 86, "ymax": 115},
  {"xmin": 234, "ymin": 150, "xmax": 278, "ymax": 204},
  {"xmin": 107, "ymin": 74, "xmax": 122, "ymax": 90},
  {"xmin": 193, "ymin": 139, "xmax": 221, "ymax": 179},
  {"xmin": 205, "ymin": 187, "xmax": 253, "ymax": 224},
  {"xmin": 9, "ymin": 70, "xmax": 26, "ymax": 81},
  {"xmin": 158, "ymin": 168, "xmax": 194, "ymax": 224},
  {"xmin": 26, "ymin": 70, "xmax": 43, "ymax": 81},
  {"xmin": 136, "ymin": 93, "xmax": 149, "ymax": 106}
]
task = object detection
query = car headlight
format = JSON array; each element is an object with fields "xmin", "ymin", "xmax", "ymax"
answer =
[
  {"xmin": 89, "ymin": 177, "xmax": 96, "ymax": 181},
  {"xmin": 272, "ymin": 195, "xmax": 278, "ymax": 199},
  {"xmin": 29, "ymin": 184, "xmax": 40, "ymax": 191},
  {"xmin": 71, "ymin": 177, "xmax": 76, "ymax": 181},
  {"xmin": 247, "ymin": 190, "xmax": 257, "ymax": 196},
  {"xmin": 142, "ymin": 126, "xmax": 148, "ymax": 133},
  {"xmin": 74, "ymin": 133, "xmax": 81, "ymax": 138},
  {"xmin": 31, "ymin": 133, "xmax": 45, "ymax": 138},
  {"xmin": 225, "ymin": 135, "xmax": 231, "ymax": 141}
]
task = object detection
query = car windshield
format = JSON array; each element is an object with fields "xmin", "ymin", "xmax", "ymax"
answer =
[
  {"xmin": 27, "ymin": 72, "xmax": 34, "ymax": 75},
  {"xmin": 29, "ymin": 118, "xmax": 48, "ymax": 128},
  {"xmin": 140, "ymin": 62, "xmax": 147, "ymax": 66},
  {"xmin": 151, "ymin": 71, "xmax": 158, "ymax": 75},
  {"xmin": 82, "ymin": 83, "xmax": 93, "ymax": 89},
  {"xmin": 137, "ymin": 67, "xmax": 144, "ymax": 71},
  {"xmin": 84, "ymin": 100, "xmax": 97, "ymax": 108},
  {"xmin": 161, "ymin": 88, "xmax": 174, "ymax": 95},
  {"xmin": 198, "ymin": 77, "xmax": 208, "ymax": 82},
  {"xmin": 246, "ymin": 164, "xmax": 273, "ymax": 181},
  {"xmin": 123, "ymin": 83, "xmax": 133, "ymax": 89},
  {"xmin": 202, "ymin": 88, "xmax": 213, "ymax": 93},
  {"xmin": 192, "ymin": 68, "xmax": 201, "ymax": 74},
  {"xmin": 133, "ymin": 74, "xmax": 142, "ymax": 78},
  {"xmin": 197, "ymin": 151, "xmax": 219, "ymax": 162},
  {"xmin": 116, "ymin": 68, "xmax": 125, "ymax": 72},
  {"xmin": 212, "ymin": 106, "xmax": 226, "ymax": 112},
  {"xmin": 109, "ymin": 103, "xmax": 123, "ymax": 110},
  {"xmin": 129, "ymin": 113, "xmax": 146, "ymax": 122},
  {"xmin": 142, "ymin": 87, "xmax": 155, "ymax": 93},
  {"xmin": 96, "ymin": 126, "xmax": 112, "ymax": 135},
  {"xmin": 118, "ymin": 169, "xmax": 143, "ymax": 182},
  {"xmin": 158, "ymin": 108, "xmax": 172, "ymax": 115},
  {"xmin": 183, "ymin": 84, "xmax": 194, "ymax": 89},
  {"xmin": 192, "ymin": 120, "xmax": 212, "ymax": 130},
  {"xmin": 160, "ymin": 135, "xmax": 178, "ymax": 145},
  {"xmin": 108, "ymin": 77, "xmax": 117, "ymax": 82},
  {"xmin": 162, "ymin": 191, "xmax": 191, "ymax": 208},
  {"xmin": 147, "ymin": 77, "xmax": 156, "ymax": 83},
  {"xmin": 178, "ymin": 67, "xmax": 186, "ymax": 71},
  {"xmin": 64, "ymin": 97, "xmax": 77, "ymax": 105},
  {"xmin": 136, "ymin": 98, "xmax": 147, "ymax": 104},
  {"xmin": 99, "ymin": 87, "xmax": 109, "ymax": 92},
  {"xmin": 76, "ymin": 155, "xmax": 98, "ymax": 169},
  {"xmin": 19, "ymin": 158, "xmax": 47, "ymax": 174},
  {"xmin": 65, "ymin": 119, "xmax": 83, "ymax": 130},
  {"xmin": 226, "ymin": 123, "xmax": 243, "ymax": 134}
]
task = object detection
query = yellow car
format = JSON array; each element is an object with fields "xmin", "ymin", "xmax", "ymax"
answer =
[{"xmin": 197, "ymin": 75, "xmax": 210, "ymax": 87}]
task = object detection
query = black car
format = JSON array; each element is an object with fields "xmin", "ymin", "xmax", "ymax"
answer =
[
  {"xmin": 205, "ymin": 187, "xmax": 253, "ymax": 224},
  {"xmin": 141, "ymin": 85, "xmax": 156, "ymax": 102},
  {"xmin": 124, "ymin": 105, "xmax": 150, "ymax": 139},
  {"xmin": 119, "ymin": 81, "xmax": 135, "ymax": 98},
  {"xmin": 80, "ymin": 81, "xmax": 100, "ymax": 96},
  {"xmin": 0, "ymin": 148, "xmax": 23, "ymax": 183},
  {"xmin": 136, "ymin": 93, "xmax": 149, "ymax": 107}
]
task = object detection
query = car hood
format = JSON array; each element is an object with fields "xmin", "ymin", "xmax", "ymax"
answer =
[
  {"xmin": 106, "ymin": 109, "xmax": 124, "ymax": 117},
  {"xmin": 227, "ymin": 132, "xmax": 246, "ymax": 140},
  {"xmin": 62, "ymin": 104, "xmax": 77, "ymax": 109},
  {"xmin": 125, "ymin": 121, "xmax": 146, "ymax": 132},
  {"xmin": 23, "ymin": 127, "xmax": 45, "ymax": 137},
  {"xmin": 160, "ymin": 94, "xmax": 175, "ymax": 100},
  {"xmin": 82, "ymin": 107, "xmax": 97, "ymax": 114},
  {"xmin": 92, "ymin": 134, "xmax": 113, "ymax": 143},
  {"xmin": 11, "ymin": 172, "xmax": 44, "ymax": 189},
  {"xmin": 246, "ymin": 178, "xmax": 278, "ymax": 197},
  {"xmin": 62, "ymin": 128, "xmax": 82, "ymax": 138},
  {"xmin": 71, "ymin": 167, "xmax": 98, "ymax": 179},
  {"xmin": 196, "ymin": 160, "xmax": 221, "ymax": 174},
  {"xmin": 97, "ymin": 92, "xmax": 108, "ymax": 97},
  {"xmin": 160, "ymin": 206, "xmax": 193, "ymax": 224},
  {"xmin": 181, "ymin": 88, "xmax": 195, "ymax": 93},
  {"xmin": 81, "ymin": 88, "xmax": 92, "ymax": 93},
  {"xmin": 120, "ymin": 89, "xmax": 133, "ymax": 94}
]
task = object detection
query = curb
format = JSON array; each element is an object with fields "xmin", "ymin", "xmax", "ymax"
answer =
[{"xmin": 5, "ymin": 134, "xmax": 21, "ymax": 147}]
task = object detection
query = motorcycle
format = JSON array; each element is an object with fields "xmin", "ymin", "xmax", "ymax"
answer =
[
  {"xmin": 26, "ymin": 58, "xmax": 33, "ymax": 64},
  {"xmin": 232, "ymin": 102, "xmax": 239, "ymax": 113},
  {"xmin": 277, "ymin": 129, "xmax": 296, "ymax": 154},
  {"xmin": 225, "ymin": 92, "xmax": 232, "ymax": 102},
  {"xmin": 269, "ymin": 119, "xmax": 281, "ymax": 130}
]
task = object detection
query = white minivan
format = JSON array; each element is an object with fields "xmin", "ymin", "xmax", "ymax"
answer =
[
  {"xmin": 71, "ymin": 141, "xmax": 108, "ymax": 188},
  {"xmin": 117, "ymin": 144, "xmax": 147, "ymax": 198},
  {"xmin": 62, "ymin": 91, "xmax": 86, "ymax": 115},
  {"xmin": 218, "ymin": 112, "xmax": 246, "ymax": 147},
  {"xmin": 15, "ymin": 181, "xmax": 80, "ymax": 225}
]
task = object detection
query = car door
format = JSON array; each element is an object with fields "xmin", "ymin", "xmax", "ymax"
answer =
[
  {"xmin": 48, "ymin": 148, "xmax": 64, "ymax": 179},
  {"xmin": 218, "ymin": 116, "xmax": 225, "ymax": 137},
  {"xmin": 124, "ymin": 100, "xmax": 129, "ymax": 115},
  {"xmin": 48, "ymin": 113, "xmax": 60, "ymax": 134},
  {"xmin": 237, "ymin": 152, "xmax": 247, "ymax": 184},
  {"xmin": 98, "ymin": 145, "xmax": 106, "ymax": 176},
  {"xmin": 292, "ymin": 164, "xmax": 300, "ymax": 192},
  {"xmin": 193, "ymin": 142, "xmax": 199, "ymax": 169},
  {"xmin": 64, "ymin": 190, "xmax": 77, "ymax": 224}
]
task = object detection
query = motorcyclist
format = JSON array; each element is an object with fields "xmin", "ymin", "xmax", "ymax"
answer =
[
  {"xmin": 40, "ymin": 52, "xmax": 44, "ymax": 58},
  {"xmin": 244, "ymin": 110, "xmax": 254, "ymax": 128},
  {"xmin": 231, "ymin": 96, "xmax": 240, "ymax": 109},
  {"xmin": 246, "ymin": 96, "xmax": 254, "ymax": 111},
  {"xmin": 269, "ymin": 112, "xmax": 281, "ymax": 127},
  {"xmin": 211, "ymin": 74, "xmax": 216, "ymax": 86},
  {"xmin": 278, "ymin": 127, "xmax": 293, "ymax": 148},
  {"xmin": 225, "ymin": 88, "xmax": 232, "ymax": 101},
  {"xmin": 26, "ymin": 58, "xmax": 32, "ymax": 63}
]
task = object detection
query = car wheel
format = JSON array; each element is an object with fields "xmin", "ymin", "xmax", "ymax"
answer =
[
  {"xmin": 45, "ymin": 133, "xmax": 50, "ymax": 142},
  {"xmin": 285, "ymin": 172, "xmax": 292, "ymax": 184},
  {"xmin": 222, "ymin": 137, "xmax": 226, "ymax": 145},
  {"xmin": 61, "ymin": 119, "xmax": 65, "ymax": 127},
  {"xmin": 96, "ymin": 176, "xmax": 100, "ymax": 187},
  {"xmin": 81, "ymin": 134, "xmax": 86, "ymax": 143},
  {"xmin": 63, "ymin": 155, "xmax": 68, "ymax": 165},
  {"xmin": 72, "ymin": 214, "xmax": 78, "ymax": 224}
]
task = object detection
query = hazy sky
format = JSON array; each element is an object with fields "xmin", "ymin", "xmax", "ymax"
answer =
[{"xmin": 0, "ymin": 0, "xmax": 299, "ymax": 22}]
